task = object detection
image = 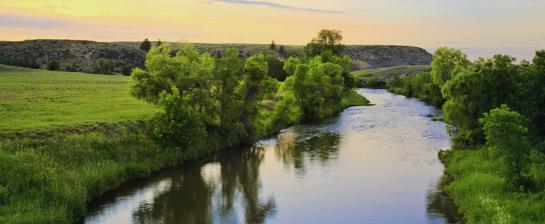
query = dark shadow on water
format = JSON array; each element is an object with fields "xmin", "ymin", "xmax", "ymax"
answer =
[{"xmin": 427, "ymin": 176, "xmax": 464, "ymax": 224}]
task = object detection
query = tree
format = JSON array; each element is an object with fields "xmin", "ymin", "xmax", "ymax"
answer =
[
  {"xmin": 264, "ymin": 53, "xmax": 287, "ymax": 81},
  {"xmin": 430, "ymin": 47, "xmax": 470, "ymax": 87},
  {"xmin": 442, "ymin": 55, "xmax": 518, "ymax": 148},
  {"xmin": 278, "ymin": 45, "xmax": 286, "ymax": 57},
  {"xmin": 46, "ymin": 61, "xmax": 60, "ymax": 71},
  {"xmin": 214, "ymin": 48, "xmax": 244, "ymax": 145},
  {"xmin": 480, "ymin": 105, "xmax": 531, "ymax": 187},
  {"xmin": 140, "ymin": 38, "xmax": 152, "ymax": 52},
  {"xmin": 150, "ymin": 87, "xmax": 208, "ymax": 152},
  {"xmin": 94, "ymin": 58, "xmax": 114, "ymax": 74},
  {"xmin": 304, "ymin": 29, "xmax": 344, "ymax": 56},
  {"xmin": 286, "ymin": 56, "xmax": 345, "ymax": 120},
  {"xmin": 237, "ymin": 55, "xmax": 278, "ymax": 141},
  {"xmin": 270, "ymin": 41, "xmax": 276, "ymax": 50},
  {"xmin": 156, "ymin": 39, "xmax": 162, "ymax": 47}
]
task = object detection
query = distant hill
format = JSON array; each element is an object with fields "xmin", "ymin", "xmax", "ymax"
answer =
[
  {"xmin": 0, "ymin": 40, "xmax": 145, "ymax": 74},
  {"xmin": 0, "ymin": 39, "xmax": 432, "ymax": 73}
]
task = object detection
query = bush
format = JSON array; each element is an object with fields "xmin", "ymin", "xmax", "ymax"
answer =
[
  {"xmin": 94, "ymin": 58, "xmax": 114, "ymax": 74},
  {"xmin": 46, "ymin": 61, "xmax": 60, "ymax": 71},
  {"xmin": 480, "ymin": 105, "xmax": 532, "ymax": 187}
]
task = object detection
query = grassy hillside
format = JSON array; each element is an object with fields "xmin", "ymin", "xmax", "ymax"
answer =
[
  {"xmin": 0, "ymin": 65, "xmax": 156, "ymax": 135},
  {"xmin": 353, "ymin": 65, "xmax": 431, "ymax": 87}
]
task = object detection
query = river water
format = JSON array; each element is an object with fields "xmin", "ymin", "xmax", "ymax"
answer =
[{"xmin": 83, "ymin": 89, "xmax": 458, "ymax": 224}]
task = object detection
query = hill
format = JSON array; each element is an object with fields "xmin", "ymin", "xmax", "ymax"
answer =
[
  {"xmin": 0, "ymin": 64, "xmax": 156, "ymax": 135},
  {"xmin": 352, "ymin": 65, "xmax": 431, "ymax": 87},
  {"xmin": 0, "ymin": 40, "xmax": 432, "ymax": 73},
  {"xmin": 0, "ymin": 40, "xmax": 145, "ymax": 74}
]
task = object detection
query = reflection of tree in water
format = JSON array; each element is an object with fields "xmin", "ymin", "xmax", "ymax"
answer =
[
  {"xmin": 275, "ymin": 129, "xmax": 340, "ymax": 173},
  {"xmin": 426, "ymin": 177, "xmax": 462, "ymax": 224},
  {"xmin": 132, "ymin": 145, "xmax": 275, "ymax": 224}
]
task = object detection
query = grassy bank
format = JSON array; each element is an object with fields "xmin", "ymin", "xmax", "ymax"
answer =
[
  {"xmin": 0, "ymin": 66, "xmax": 370, "ymax": 223},
  {"xmin": 440, "ymin": 149, "xmax": 545, "ymax": 223},
  {"xmin": 353, "ymin": 65, "xmax": 430, "ymax": 88},
  {"xmin": 0, "ymin": 65, "xmax": 156, "ymax": 135}
]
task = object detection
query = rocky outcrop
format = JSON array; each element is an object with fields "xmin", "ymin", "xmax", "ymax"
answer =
[
  {"xmin": 0, "ymin": 40, "xmax": 431, "ymax": 74},
  {"xmin": 0, "ymin": 40, "xmax": 145, "ymax": 74},
  {"xmin": 345, "ymin": 45, "xmax": 432, "ymax": 70}
]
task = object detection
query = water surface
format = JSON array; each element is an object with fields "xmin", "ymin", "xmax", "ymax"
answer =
[{"xmin": 84, "ymin": 89, "xmax": 457, "ymax": 224}]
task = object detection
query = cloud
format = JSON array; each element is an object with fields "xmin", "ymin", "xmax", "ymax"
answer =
[
  {"xmin": 0, "ymin": 12, "xmax": 72, "ymax": 29},
  {"xmin": 209, "ymin": 0, "xmax": 342, "ymax": 14}
]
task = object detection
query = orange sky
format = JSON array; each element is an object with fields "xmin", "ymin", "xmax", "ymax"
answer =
[{"xmin": 1, "ymin": 0, "xmax": 544, "ymax": 58}]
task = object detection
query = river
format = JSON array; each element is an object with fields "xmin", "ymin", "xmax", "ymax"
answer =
[{"xmin": 83, "ymin": 88, "xmax": 459, "ymax": 224}]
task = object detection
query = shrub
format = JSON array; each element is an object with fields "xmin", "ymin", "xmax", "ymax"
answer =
[{"xmin": 46, "ymin": 61, "xmax": 60, "ymax": 71}]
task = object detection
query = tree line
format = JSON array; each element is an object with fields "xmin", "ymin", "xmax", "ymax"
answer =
[
  {"xmin": 388, "ymin": 48, "xmax": 545, "ymax": 188},
  {"xmin": 130, "ymin": 30, "xmax": 357, "ymax": 155}
]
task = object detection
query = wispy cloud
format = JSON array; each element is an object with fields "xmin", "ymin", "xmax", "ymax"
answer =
[{"xmin": 209, "ymin": 0, "xmax": 343, "ymax": 14}]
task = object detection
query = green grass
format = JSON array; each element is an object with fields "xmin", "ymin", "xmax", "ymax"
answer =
[
  {"xmin": 341, "ymin": 89, "xmax": 371, "ymax": 108},
  {"xmin": 352, "ymin": 65, "xmax": 430, "ymax": 78},
  {"xmin": 440, "ymin": 149, "xmax": 545, "ymax": 223},
  {"xmin": 0, "ymin": 65, "xmax": 156, "ymax": 134},
  {"xmin": 0, "ymin": 124, "xmax": 213, "ymax": 224}
]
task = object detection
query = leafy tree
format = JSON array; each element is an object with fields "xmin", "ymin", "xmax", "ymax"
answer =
[
  {"xmin": 264, "ymin": 53, "xmax": 287, "ymax": 81},
  {"xmin": 286, "ymin": 56, "xmax": 345, "ymax": 120},
  {"xmin": 156, "ymin": 39, "xmax": 162, "ymax": 47},
  {"xmin": 513, "ymin": 51, "xmax": 545, "ymax": 140},
  {"xmin": 278, "ymin": 45, "xmax": 286, "ymax": 57},
  {"xmin": 150, "ymin": 87, "xmax": 208, "ymax": 152},
  {"xmin": 270, "ymin": 40, "xmax": 276, "ymax": 50},
  {"xmin": 303, "ymin": 29, "xmax": 345, "ymax": 56},
  {"xmin": 214, "ymin": 48, "xmax": 244, "ymax": 145},
  {"xmin": 46, "ymin": 61, "xmax": 60, "ymax": 71},
  {"xmin": 283, "ymin": 56, "xmax": 302, "ymax": 76},
  {"xmin": 237, "ymin": 55, "xmax": 278, "ymax": 141},
  {"xmin": 140, "ymin": 38, "xmax": 152, "ymax": 52},
  {"xmin": 480, "ymin": 105, "xmax": 532, "ymax": 187},
  {"xmin": 94, "ymin": 58, "xmax": 114, "ymax": 74},
  {"xmin": 442, "ymin": 55, "xmax": 518, "ymax": 148},
  {"xmin": 431, "ymin": 47, "xmax": 470, "ymax": 87}
]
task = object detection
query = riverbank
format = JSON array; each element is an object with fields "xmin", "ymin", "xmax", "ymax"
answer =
[
  {"xmin": 0, "ymin": 66, "xmax": 370, "ymax": 223},
  {"xmin": 440, "ymin": 148, "xmax": 545, "ymax": 223}
]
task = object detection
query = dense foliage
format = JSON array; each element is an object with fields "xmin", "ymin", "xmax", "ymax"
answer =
[
  {"xmin": 390, "ymin": 48, "xmax": 545, "ymax": 222},
  {"xmin": 131, "ymin": 30, "xmax": 363, "ymax": 150}
]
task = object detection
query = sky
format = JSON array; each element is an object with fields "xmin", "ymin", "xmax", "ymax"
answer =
[{"xmin": 1, "ymin": 0, "xmax": 544, "ymax": 60}]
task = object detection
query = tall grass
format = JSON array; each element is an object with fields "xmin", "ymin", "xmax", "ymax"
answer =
[
  {"xmin": 0, "ymin": 123, "xmax": 208, "ymax": 224},
  {"xmin": 441, "ymin": 149, "xmax": 545, "ymax": 223}
]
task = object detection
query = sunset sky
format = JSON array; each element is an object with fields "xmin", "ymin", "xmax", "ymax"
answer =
[{"xmin": 1, "ymin": 0, "xmax": 544, "ymax": 59}]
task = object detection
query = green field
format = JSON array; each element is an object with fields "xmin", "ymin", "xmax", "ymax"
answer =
[
  {"xmin": 0, "ymin": 65, "xmax": 156, "ymax": 134},
  {"xmin": 353, "ymin": 65, "xmax": 430, "ymax": 80}
]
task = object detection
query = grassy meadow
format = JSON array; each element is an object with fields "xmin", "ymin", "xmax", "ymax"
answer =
[
  {"xmin": 0, "ymin": 63, "xmax": 370, "ymax": 223},
  {"xmin": 0, "ymin": 65, "xmax": 156, "ymax": 135}
]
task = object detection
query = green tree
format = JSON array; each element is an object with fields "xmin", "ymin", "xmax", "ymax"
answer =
[
  {"xmin": 270, "ymin": 40, "xmax": 276, "ymax": 50},
  {"xmin": 140, "ymin": 38, "xmax": 152, "ymax": 52},
  {"xmin": 480, "ymin": 105, "xmax": 531, "ymax": 187},
  {"xmin": 156, "ymin": 39, "xmax": 162, "ymax": 47},
  {"xmin": 237, "ymin": 55, "xmax": 278, "ymax": 141},
  {"xmin": 264, "ymin": 53, "xmax": 287, "ymax": 81},
  {"xmin": 287, "ymin": 56, "xmax": 344, "ymax": 120},
  {"xmin": 150, "ymin": 87, "xmax": 208, "ymax": 153},
  {"xmin": 46, "ymin": 60, "xmax": 60, "ymax": 71},
  {"xmin": 303, "ymin": 29, "xmax": 345, "ymax": 56},
  {"xmin": 214, "ymin": 48, "xmax": 244, "ymax": 146},
  {"xmin": 95, "ymin": 58, "xmax": 114, "ymax": 74},
  {"xmin": 431, "ymin": 47, "xmax": 470, "ymax": 87},
  {"xmin": 278, "ymin": 45, "xmax": 286, "ymax": 57},
  {"xmin": 442, "ymin": 55, "xmax": 518, "ymax": 148}
]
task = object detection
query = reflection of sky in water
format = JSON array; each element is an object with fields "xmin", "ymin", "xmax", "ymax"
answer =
[{"xmin": 84, "ymin": 88, "xmax": 457, "ymax": 224}]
